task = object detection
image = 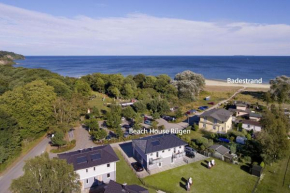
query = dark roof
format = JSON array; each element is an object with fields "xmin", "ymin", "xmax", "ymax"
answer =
[
  {"xmin": 252, "ymin": 165, "xmax": 263, "ymax": 172},
  {"xmin": 132, "ymin": 134, "xmax": 187, "ymax": 154},
  {"xmin": 209, "ymin": 145, "xmax": 230, "ymax": 155},
  {"xmin": 249, "ymin": 113, "xmax": 262, "ymax": 118},
  {"xmin": 104, "ymin": 180, "xmax": 148, "ymax": 193},
  {"xmin": 242, "ymin": 120, "xmax": 262, "ymax": 127},
  {"xmin": 200, "ymin": 108, "xmax": 232, "ymax": 122},
  {"xmin": 58, "ymin": 145, "xmax": 119, "ymax": 171}
]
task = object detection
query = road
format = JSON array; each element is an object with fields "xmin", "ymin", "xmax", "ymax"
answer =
[{"xmin": 0, "ymin": 137, "xmax": 50, "ymax": 193}]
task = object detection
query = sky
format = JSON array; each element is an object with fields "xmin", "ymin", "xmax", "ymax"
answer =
[{"xmin": 0, "ymin": 0, "xmax": 290, "ymax": 56}]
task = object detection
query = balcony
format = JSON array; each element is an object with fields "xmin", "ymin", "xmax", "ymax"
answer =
[{"xmin": 173, "ymin": 152, "xmax": 185, "ymax": 158}]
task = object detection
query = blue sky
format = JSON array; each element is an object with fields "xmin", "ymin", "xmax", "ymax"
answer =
[{"xmin": 0, "ymin": 0, "xmax": 290, "ymax": 55}]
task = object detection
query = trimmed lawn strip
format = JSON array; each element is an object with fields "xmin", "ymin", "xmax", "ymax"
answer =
[{"xmin": 143, "ymin": 159, "xmax": 257, "ymax": 193}]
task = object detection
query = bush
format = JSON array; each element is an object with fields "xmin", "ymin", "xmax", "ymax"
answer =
[
  {"xmin": 158, "ymin": 125, "xmax": 165, "ymax": 130},
  {"xmin": 244, "ymin": 156, "xmax": 252, "ymax": 163},
  {"xmin": 210, "ymin": 133, "xmax": 216, "ymax": 139},
  {"xmin": 260, "ymin": 161, "xmax": 265, "ymax": 168},
  {"xmin": 192, "ymin": 124, "xmax": 199, "ymax": 131},
  {"xmin": 230, "ymin": 136, "xmax": 235, "ymax": 143},
  {"xmin": 196, "ymin": 137, "xmax": 208, "ymax": 146}
]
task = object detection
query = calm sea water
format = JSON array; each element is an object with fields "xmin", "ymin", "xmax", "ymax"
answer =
[{"xmin": 15, "ymin": 56, "xmax": 290, "ymax": 83}]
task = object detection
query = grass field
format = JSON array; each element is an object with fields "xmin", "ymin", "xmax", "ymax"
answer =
[
  {"xmin": 114, "ymin": 149, "xmax": 155, "ymax": 193},
  {"xmin": 143, "ymin": 159, "xmax": 257, "ymax": 193},
  {"xmin": 256, "ymin": 151, "xmax": 290, "ymax": 193}
]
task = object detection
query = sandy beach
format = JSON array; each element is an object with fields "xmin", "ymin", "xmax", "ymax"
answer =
[{"xmin": 205, "ymin": 79, "xmax": 270, "ymax": 89}]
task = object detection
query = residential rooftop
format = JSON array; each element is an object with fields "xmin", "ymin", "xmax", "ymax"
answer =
[
  {"xmin": 58, "ymin": 145, "xmax": 119, "ymax": 171},
  {"xmin": 242, "ymin": 120, "xmax": 262, "ymax": 127},
  {"xmin": 200, "ymin": 108, "xmax": 232, "ymax": 122},
  {"xmin": 132, "ymin": 134, "xmax": 187, "ymax": 154}
]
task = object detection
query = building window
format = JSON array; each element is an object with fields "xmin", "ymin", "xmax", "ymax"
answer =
[
  {"xmin": 156, "ymin": 152, "xmax": 159, "ymax": 158},
  {"xmin": 150, "ymin": 153, "xmax": 153, "ymax": 156},
  {"xmin": 94, "ymin": 167, "xmax": 95, "ymax": 171},
  {"xmin": 179, "ymin": 146, "xmax": 181, "ymax": 148},
  {"xmin": 162, "ymin": 150, "xmax": 164, "ymax": 153},
  {"xmin": 248, "ymin": 124, "xmax": 250, "ymax": 128},
  {"xmin": 107, "ymin": 164, "xmax": 110, "ymax": 167},
  {"xmin": 158, "ymin": 162, "xmax": 162, "ymax": 167},
  {"xmin": 86, "ymin": 169, "xmax": 88, "ymax": 173},
  {"xmin": 86, "ymin": 179, "xmax": 89, "ymax": 184},
  {"xmin": 107, "ymin": 173, "xmax": 110, "ymax": 178},
  {"xmin": 203, "ymin": 123, "xmax": 206, "ymax": 128},
  {"xmin": 168, "ymin": 149, "xmax": 171, "ymax": 151}
]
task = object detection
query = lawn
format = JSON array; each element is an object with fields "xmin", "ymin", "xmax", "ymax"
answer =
[
  {"xmin": 114, "ymin": 149, "xmax": 155, "ymax": 193},
  {"xmin": 143, "ymin": 159, "xmax": 257, "ymax": 193},
  {"xmin": 88, "ymin": 92, "xmax": 113, "ymax": 112},
  {"xmin": 256, "ymin": 151, "xmax": 290, "ymax": 193}
]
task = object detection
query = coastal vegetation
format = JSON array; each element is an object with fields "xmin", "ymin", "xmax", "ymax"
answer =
[{"xmin": 0, "ymin": 51, "xmax": 24, "ymax": 65}]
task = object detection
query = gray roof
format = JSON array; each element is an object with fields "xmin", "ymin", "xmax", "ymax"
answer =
[
  {"xmin": 209, "ymin": 145, "xmax": 230, "ymax": 155},
  {"xmin": 132, "ymin": 134, "xmax": 187, "ymax": 154},
  {"xmin": 104, "ymin": 180, "xmax": 148, "ymax": 193},
  {"xmin": 58, "ymin": 145, "xmax": 119, "ymax": 171},
  {"xmin": 200, "ymin": 108, "xmax": 232, "ymax": 122},
  {"xmin": 242, "ymin": 120, "xmax": 262, "ymax": 127},
  {"xmin": 249, "ymin": 113, "xmax": 262, "ymax": 118}
]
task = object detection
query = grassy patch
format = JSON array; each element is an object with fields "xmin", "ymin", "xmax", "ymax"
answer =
[
  {"xmin": 114, "ymin": 149, "xmax": 155, "ymax": 193},
  {"xmin": 50, "ymin": 140, "xmax": 76, "ymax": 153},
  {"xmin": 143, "ymin": 159, "xmax": 257, "ymax": 193},
  {"xmin": 256, "ymin": 151, "xmax": 290, "ymax": 193},
  {"xmin": 88, "ymin": 92, "xmax": 113, "ymax": 112}
]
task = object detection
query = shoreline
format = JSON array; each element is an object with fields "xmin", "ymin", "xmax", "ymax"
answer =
[{"xmin": 205, "ymin": 79, "xmax": 270, "ymax": 88}]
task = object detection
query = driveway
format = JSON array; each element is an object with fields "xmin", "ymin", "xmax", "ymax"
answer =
[
  {"xmin": 71, "ymin": 125, "xmax": 96, "ymax": 151},
  {"xmin": 156, "ymin": 118, "xmax": 189, "ymax": 131},
  {"xmin": 0, "ymin": 137, "xmax": 50, "ymax": 193}
]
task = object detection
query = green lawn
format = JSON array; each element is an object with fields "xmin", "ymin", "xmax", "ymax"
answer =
[
  {"xmin": 114, "ymin": 149, "xmax": 155, "ymax": 193},
  {"xmin": 143, "ymin": 159, "xmax": 257, "ymax": 193},
  {"xmin": 256, "ymin": 152, "xmax": 290, "ymax": 193},
  {"xmin": 88, "ymin": 92, "xmax": 113, "ymax": 111}
]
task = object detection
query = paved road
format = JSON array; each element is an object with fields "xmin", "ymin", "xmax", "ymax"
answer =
[{"xmin": 0, "ymin": 137, "xmax": 50, "ymax": 193}]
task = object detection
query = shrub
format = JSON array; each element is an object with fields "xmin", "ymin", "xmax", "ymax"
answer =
[
  {"xmin": 260, "ymin": 162, "xmax": 265, "ymax": 168},
  {"xmin": 244, "ymin": 156, "xmax": 252, "ymax": 163}
]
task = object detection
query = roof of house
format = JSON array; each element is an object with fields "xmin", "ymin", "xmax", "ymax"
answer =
[
  {"xmin": 132, "ymin": 134, "xmax": 187, "ymax": 154},
  {"xmin": 58, "ymin": 145, "xmax": 119, "ymax": 171},
  {"xmin": 200, "ymin": 108, "xmax": 232, "ymax": 122},
  {"xmin": 249, "ymin": 113, "xmax": 262, "ymax": 118},
  {"xmin": 242, "ymin": 120, "xmax": 262, "ymax": 127},
  {"xmin": 228, "ymin": 108, "xmax": 250, "ymax": 113},
  {"xmin": 252, "ymin": 165, "xmax": 263, "ymax": 172},
  {"xmin": 236, "ymin": 103, "xmax": 247, "ymax": 107},
  {"xmin": 209, "ymin": 145, "xmax": 230, "ymax": 155},
  {"xmin": 104, "ymin": 180, "xmax": 148, "ymax": 193}
]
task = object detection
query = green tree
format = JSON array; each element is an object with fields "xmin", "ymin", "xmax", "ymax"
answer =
[
  {"xmin": 133, "ymin": 74, "xmax": 146, "ymax": 88},
  {"xmin": 106, "ymin": 112, "xmax": 121, "ymax": 129},
  {"xmin": 0, "ymin": 80, "xmax": 56, "ymax": 138},
  {"xmin": 10, "ymin": 153, "xmax": 81, "ymax": 193},
  {"xmin": 133, "ymin": 101, "xmax": 147, "ymax": 113},
  {"xmin": 51, "ymin": 130, "xmax": 67, "ymax": 147},
  {"xmin": 122, "ymin": 106, "xmax": 136, "ymax": 119},
  {"xmin": 74, "ymin": 79, "xmax": 91, "ymax": 96},
  {"xmin": 92, "ymin": 129, "xmax": 107, "ymax": 141},
  {"xmin": 115, "ymin": 127, "xmax": 123, "ymax": 139},
  {"xmin": 230, "ymin": 143, "xmax": 237, "ymax": 154},
  {"xmin": 122, "ymin": 84, "xmax": 134, "ymax": 99},
  {"xmin": 86, "ymin": 118, "xmax": 99, "ymax": 131},
  {"xmin": 108, "ymin": 86, "xmax": 120, "ymax": 99}
]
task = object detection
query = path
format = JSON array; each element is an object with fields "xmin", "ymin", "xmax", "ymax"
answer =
[{"xmin": 0, "ymin": 138, "xmax": 50, "ymax": 193}]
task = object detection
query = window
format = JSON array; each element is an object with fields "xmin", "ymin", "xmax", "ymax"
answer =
[
  {"xmin": 248, "ymin": 124, "xmax": 250, "ymax": 128},
  {"xmin": 162, "ymin": 150, "xmax": 164, "ymax": 153},
  {"xmin": 158, "ymin": 162, "xmax": 162, "ymax": 167},
  {"xmin": 179, "ymin": 146, "xmax": 181, "ymax": 148},
  {"xmin": 94, "ymin": 167, "xmax": 95, "ymax": 171},
  {"xmin": 150, "ymin": 153, "xmax": 153, "ymax": 156},
  {"xmin": 107, "ymin": 173, "xmax": 110, "ymax": 178},
  {"xmin": 86, "ymin": 179, "xmax": 89, "ymax": 184},
  {"xmin": 156, "ymin": 152, "xmax": 159, "ymax": 158},
  {"xmin": 214, "ymin": 119, "xmax": 217, "ymax": 124},
  {"xmin": 203, "ymin": 123, "xmax": 206, "ymax": 128},
  {"xmin": 107, "ymin": 164, "xmax": 110, "ymax": 167},
  {"xmin": 86, "ymin": 169, "xmax": 88, "ymax": 173},
  {"xmin": 168, "ymin": 149, "xmax": 171, "ymax": 151}
]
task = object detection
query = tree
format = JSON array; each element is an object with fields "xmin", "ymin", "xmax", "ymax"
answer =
[
  {"xmin": 175, "ymin": 109, "xmax": 183, "ymax": 118},
  {"xmin": 74, "ymin": 79, "xmax": 91, "ymax": 96},
  {"xmin": 0, "ymin": 80, "xmax": 56, "ymax": 138},
  {"xmin": 122, "ymin": 84, "xmax": 134, "ymax": 99},
  {"xmin": 115, "ymin": 127, "xmax": 123, "ymax": 139},
  {"xmin": 173, "ymin": 70, "xmax": 205, "ymax": 101},
  {"xmin": 92, "ymin": 77, "xmax": 105, "ymax": 93},
  {"xmin": 133, "ymin": 101, "xmax": 147, "ymax": 113},
  {"xmin": 152, "ymin": 112, "xmax": 160, "ymax": 119},
  {"xmin": 92, "ymin": 129, "xmax": 107, "ymax": 141},
  {"xmin": 230, "ymin": 144, "xmax": 237, "ymax": 154},
  {"xmin": 46, "ymin": 78, "xmax": 72, "ymax": 98},
  {"xmin": 108, "ymin": 86, "xmax": 120, "ymax": 99},
  {"xmin": 106, "ymin": 112, "xmax": 121, "ymax": 129},
  {"xmin": 122, "ymin": 106, "xmax": 136, "ymax": 119},
  {"xmin": 51, "ymin": 130, "xmax": 66, "ymax": 147},
  {"xmin": 142, "ymin": 76, "xmax": 156, "ymax": 88},
  {"xmin": 269, "ymin": 75, "xmax": 290, "ymax": 104},
  {"xmin": 91, "ymin": 106, "xmax": 101, "ymax": 118},
  {"xmin": 86, "ymin": 118, "xmax": 99, "ymax": 131},
  {"xmin": 133, "ymin": 74, "xmax": 146, "ymax": 88},
  {"xmin": 10, "ymin": 153, "xmax": 81, "ymax": 193}
]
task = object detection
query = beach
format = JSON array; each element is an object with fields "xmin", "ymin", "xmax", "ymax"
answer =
[{"xmin": 205, "ymin": 79, "xmax": 270, "ymax": 89}]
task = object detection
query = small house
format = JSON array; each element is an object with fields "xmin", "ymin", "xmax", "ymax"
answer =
[
  {"xmin": 209, "ymin": 144, "xmax": 233, "ymax": 162},
  {"xmin": 249, "ymin": 112, "xmax": 262, "ymax": 121},
  {"xmin": 242, "ymin": 120, "xmax": 262, "ymax": 132},
  {"xmin": 204, "ymin": 96, "xmax": 211, "ymax": 100}
]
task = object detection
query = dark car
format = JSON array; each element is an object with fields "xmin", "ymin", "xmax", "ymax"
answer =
[
  {"xmin": 208, "ymin": 102, "xmax": 215, "ymax": 105},
  {"xmin": 218, "ymin": 138, "xmax": 230, "ymax": 143},
  {"xmin": 186, "ymin": 151, "xmax": 195, "ymax": 158},
  {"xmin": 123, "ymin": 124, "xmax": 131, "ymax": 129},
  {"xmin": 132, "ymin": 162, "xmax": 144, "ymax": 172},
  {"xmin": 123, "ymin": 132, "xmax": 129, "ymax": 138}
]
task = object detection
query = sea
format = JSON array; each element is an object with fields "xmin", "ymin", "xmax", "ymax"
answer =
[{"xmin": 15, "ymin": 56, "xmax": 290, "ymax": 83}]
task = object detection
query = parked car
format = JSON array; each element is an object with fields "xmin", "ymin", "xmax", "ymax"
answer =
[
  {"xmin": 198, "ymin": 106, "xmax": 209, "ymax": 110},
  {"xmin": 208, "ymin": 102, "xmax": 215, "ymax": 105},
  {"xmin": 132, "ymin": 162, "xmax": 144, "ymax": 172},
  {"xmin": 218, "ymin": 138, "xmax": 230, "ymax": 143},
  {"xmin": 185, "ymin": 145, "xmax": 196, "ymax": 154},
  {"xmin": 144, "ymin": 120, "xmax": 152, "ymax": 125},
  {"xmin": 105, "ymin": 135, "xmax": 112, "ymax": 140},
  {"xmin": 123, "ymin": 124, "xmax": 131, "ymax": 129},
  {"xmin": 186, "ymin": 151, "xmax": 195, "ymax": 158}
]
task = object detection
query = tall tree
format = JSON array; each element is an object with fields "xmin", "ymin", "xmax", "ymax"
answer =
[{"xmin": 10, "ymin": 153, "xmax": 81, "ymax": 193}]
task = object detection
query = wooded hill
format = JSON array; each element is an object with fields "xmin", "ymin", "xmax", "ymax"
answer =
[{"xmin": 0, "ymin": 51, "xmax": 25, "ymax": 65}]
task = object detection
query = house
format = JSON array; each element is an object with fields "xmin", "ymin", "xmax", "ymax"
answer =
[
  {"xmin": 249, "ymin": 112, "xmax": 262, "ymax": 121},
  {"xmin": 209, "ymin": 144, "xmax": 233, "ymax": 162},
  {"xmin": 58, "ymin": 145, "xmax": 119, "ymax": 190},
  {"xmin": 199, "ymin": 108, "xmax": 233, "ymax": 133},
  {"xmin": 228, "ymin": 108, "xmax": 250, "ymax": 117},
  {"xmin": 132, "ymin": 134, "xmax": 187, "ymax": 171},
  {"xmin": 236, "ymin": 136, "xmax": 247, "ymax": 144},
  {"xmin": 242, "ymin": 120, "xmax": 262, "ymax": 132},
  {"xmin": 104, "ymin": 180, "xmax": 149, "ymax": 193}
]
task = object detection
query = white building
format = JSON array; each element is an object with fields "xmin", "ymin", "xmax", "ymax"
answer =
[
  {"xmin": 132, "ymin": 134, "xmax": 187, "ymax": 171},
  {"xmin": 242, "ymin": 120, "xmax": 262, "ymax": 132},
  {"xmin": 58, "ymin": 145, "xmax": 119, "ymax": 190}
]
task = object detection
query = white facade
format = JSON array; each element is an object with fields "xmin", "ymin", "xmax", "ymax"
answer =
[
  {"xmin": 76, "ymin": 162, "xmax": 116, "ymax": 180},
  {"xmin": 242, "ymin": 123, "xmax": 262, "ymax": 132}
]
